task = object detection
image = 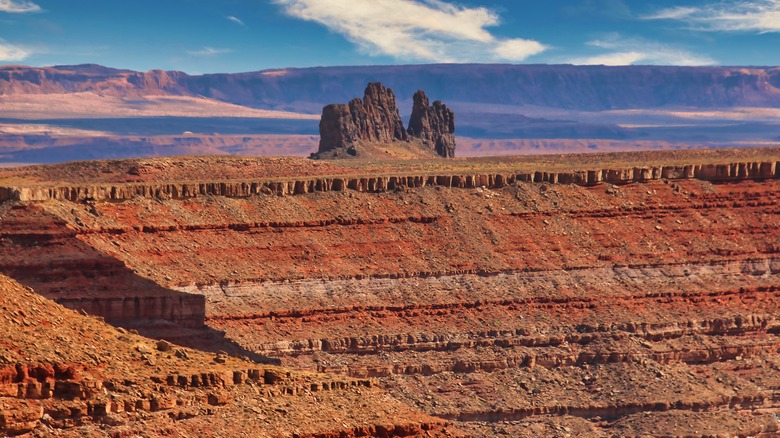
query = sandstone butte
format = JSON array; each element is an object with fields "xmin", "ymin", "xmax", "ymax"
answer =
[
  {"xmin": 312, "ymin": 82, "xmax": 456, "ymax": 160},
  {"xmin": 0, "ymin": 146, "xmax": 780, "ymax": 436}
]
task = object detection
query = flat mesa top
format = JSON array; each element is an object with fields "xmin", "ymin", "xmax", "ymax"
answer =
[{"xmin": 1, "ymin": 147, "xmax": 780, "ymax": 187}]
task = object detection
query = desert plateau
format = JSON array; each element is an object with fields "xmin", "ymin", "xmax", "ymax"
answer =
[
  {"xmin": 3, "ymin": 0, "xmax": 780, "ymax": 436},
  {"xmin": 2, "ymin": 143, "xmax": 780, "ymax": 436}
]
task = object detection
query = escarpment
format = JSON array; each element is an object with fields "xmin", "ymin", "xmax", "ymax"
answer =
[
  {"xmin": 2, "ymin": 148, "xmax": 780, "ymax": 436},
  {"xmin": 5, "ymin": 64, "xmax": 780, "ymax": 111},
  {"xmin": 313, "ymin": 82, "xmax": 456, "ymax": 159},
  {"xmin": 1, "ymin": 160, "xmax": 777, "ymax": 202}
]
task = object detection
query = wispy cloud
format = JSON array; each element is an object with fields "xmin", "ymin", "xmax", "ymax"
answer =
[
  {"xmin": 0, "ymin": 0, "xmax": 41, "ymax": 13},
  {"xmin": 644, "ymin": 0, "xmax": 780, "ymax": 33},
  {"xmin": 226, "ymin": 15, "xmax": 245, "ymax": 26},
  {"xmin": 186, "ymin": 47, "xmax": 233, "ymax": 56},
  {"xmin": 643, "ymin": 6, "xmax": 699, "ymax": 20},
  {"xmin": 273, "ymin": 0, "xmax": 546, "ymax": 63},
  {"xmin": 569, "ymin": 35, "xmax": 717, "ymax": 66},
  {"xmin": 0, "ymin": 40, "xmax": 29, "ymax": 61}
]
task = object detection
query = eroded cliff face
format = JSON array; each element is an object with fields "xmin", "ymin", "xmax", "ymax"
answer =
[{"xmin": 1, "ymin": 160, "xmax": 777, "ymax": 202}]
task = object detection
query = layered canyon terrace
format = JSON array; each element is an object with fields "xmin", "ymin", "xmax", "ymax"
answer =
[{"xmin": 1, "ymin": 147, "xmax": 780, "ymax": 436}]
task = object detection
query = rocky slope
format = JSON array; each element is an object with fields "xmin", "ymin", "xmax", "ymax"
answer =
[
  {"xmin": 1, "ymin": 148, "xmax": 780, "ymax": 435},
  {"xmin": 0, "ymin": 275, "xmax": 453, "ymax": 437}
]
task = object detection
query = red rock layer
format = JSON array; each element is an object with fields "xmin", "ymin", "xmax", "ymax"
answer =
[{"xmin": 2, "ymin": 152, "xmax": 780, "ymax": 435}]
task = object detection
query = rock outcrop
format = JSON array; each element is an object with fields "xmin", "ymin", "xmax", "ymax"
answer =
[
  {"xmin": 407, "ymin": 90, "xmax": 456, "ymax": 158},
  {"xmin": 316, "ymin": 82, "xmax": 408, "ymax": 158},
  {"xmin": 314, "ymin": 82, "xmax": 455, "ymax": 159}
]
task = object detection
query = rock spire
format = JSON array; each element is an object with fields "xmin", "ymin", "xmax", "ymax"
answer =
[
  {"xmin": 314, "ymin": 82, "xmax": 455, "ymax": 159},
  {"xmin": 407, "ymin": 90, "xmax": 456, "ymax": 158}
]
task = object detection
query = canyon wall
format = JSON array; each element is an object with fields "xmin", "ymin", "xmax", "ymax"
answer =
[
  {"xmin": 59, "ymin": 169, "xmax": 778, "ymax": 436},
  {"xmin": 3, "ymin": 151, "xmax": 780, "ymax": 435}
]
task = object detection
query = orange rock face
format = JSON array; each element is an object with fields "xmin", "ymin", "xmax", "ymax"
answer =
[{"xmin": 1, "ymin": 148, "xmax": 780, "ymax": 436}]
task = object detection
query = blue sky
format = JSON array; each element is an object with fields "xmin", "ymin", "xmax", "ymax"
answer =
[{"xmin": 1, "ymin": 0, "xmax": 779, "ymax": 73}]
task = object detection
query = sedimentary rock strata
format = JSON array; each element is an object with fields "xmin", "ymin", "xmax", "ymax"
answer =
[
  {"xmin": 0, "ymin": 274, "xmax": 451, "ymax": 437},
  {"xmin": 1, "ymin": 148, "xmax": 780, "ymax": 435}
]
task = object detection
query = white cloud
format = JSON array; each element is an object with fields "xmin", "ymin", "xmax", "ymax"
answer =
[
  {"xmin": 569, "ymin": 36, "xmax": 717, "ymax": 66},
  {"xmin": 578, "ymin": 51, "xmax": 644, "ymax": 66},
  {"xmin": 642, "ymin": 6, "xmax": 698, "ymax": 20},
  {"xmin": 186, "ymin": 47, "xmax": 233, "ymax": 56},
  {"xmin": 0, "ymin": 0, "xmax": 40, "ymax": 13},
  {"xmin": 227, "ymin": 15, "xmax": 245, "ymax": 26},
  {"xmin": 494, "ymin": 39, "xmax": 547, "ymax": 62},
  {"xmin": 273, "ymin": 0, "xmax": 547, "ymax": 63},
  {"xmin": 0, "ymin": 40, "xmax": 29, "ymax": 61},
  {"xmin": 644, "ymin": 1, "xmax": 780, "ymax": 33}
]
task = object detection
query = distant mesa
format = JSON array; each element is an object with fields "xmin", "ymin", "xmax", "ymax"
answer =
[{"xmin": 312, "ymin": 82, "xmax": 455, "ymax": 159}]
